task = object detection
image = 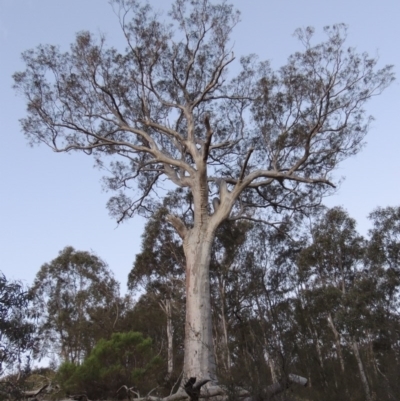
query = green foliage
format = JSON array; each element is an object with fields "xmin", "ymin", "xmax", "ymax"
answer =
[
  {"xmin": 126, "ymin": 204, "xmax": 400, "ymax": 400},
  {"xmin": 31, "ymin": 246, "xmax": 122, "ymax": 363},
  {"xmin": 57, "ymin": 332, "xmax": 162, "ymax": 399},
  {"xmin": 128, "ymin": 203, "xmax": 185, "ymax": 384},
  {"xmin": 368, "ymin": 205, "xmax": 400, "ymax": 269},
  {"xmin": 128, "ymin": 206, "xmax": 185, "ymax": 294},
  {"xmin": 0, "ymin": 273, "xmax": 36, "ymax": 375},
  {"xmin": 23, "ymin": 204, "xmax": 400, "ymax": 401}
]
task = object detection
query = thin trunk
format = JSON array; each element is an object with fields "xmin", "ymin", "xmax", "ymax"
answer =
[
  {"xmin": 307, "ymin": 323, "xmax": 325, "ymax": 371},
  {"xmin": 352, "ymin": 338, "xmax": 372, "ymax": 401},
  {"xmin": 254, "ymin": 293, "xmax": 279, "ymax": 384},
  {"xmin": 166, "ymin": 299, "xmax": 174, "ymax": 377},
  {"xmin": 263, "ymin": 343, "xmax": 278, "ymax": 384},
  {"xmin": 327, "ymin": 313, "xmax": 345, "ymax": 373},
  {"xmin": 367, "ymin": 330, "xmax": 378, "ymax": 377},
  {"xmin": 183, "ymin": 226, "xmax": 216, "ymax": 381},
  {"xmin": 212, "ymin": 320, "xmax": 219, "ymax": 371},
  {"xmin": 309, "ymin": 326, "xmax": 330, "ymax": 389},
  {"xmin": 313, "ymin": 330, "xmax": 325, "ymax": 370},
  {"xmin": 218, "ymin": 278, "xmax": 231, "ymax": 370},
  {"xmin": 159, "ymin": 298, "xmax": 175, "ymax": 378},
  {"xmin": 326, "ymin": 315, "xmax": 351, "ymax": 398}
]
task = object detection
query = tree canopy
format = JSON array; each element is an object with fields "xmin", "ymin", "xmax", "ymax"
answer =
[
  {"xmin": 13, "ymin": 2, "xmax": 394, "ymax": 226},
  {"xmin": 30, "ymin": 247, "xmax": 121, "ymax": 364},
  {"xmin": 57, "ymin": 331, "xmax": 162, "ymax": 399},
  {"xmin": 0, "ymin": 274, "xmax": 35, "ymax": 375}
]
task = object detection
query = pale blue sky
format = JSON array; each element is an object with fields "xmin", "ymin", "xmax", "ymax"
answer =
[{"xmin": 1, "ymin": 0, "xmax": 399, "ymax": 292}]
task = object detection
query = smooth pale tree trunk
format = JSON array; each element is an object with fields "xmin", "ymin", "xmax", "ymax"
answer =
[
  {"xmin": 327, "ymin": 313, "xmax": 345, "ymax": 373},
  {"xmin": 263, "ymin": 343, "xmax": 278, "ymax": 384},
  {"xmin": 183, "ymin": 225, "xmax": 217, "ymax": 381},
  {"xmin": 312, "ymin": 328, "xmax": 325, "ymax": 371},
  {"xmin": 159, "ymin": 299, "xmax": 174, "ymax": 378},
  {"xmin": 166, "ymin": 299, "xmax": 174, "ymax": 377},
  {"xmin": 352, "ymin": 338, "xmax": 373, "ymax": 401},
  {"xmin": 172, "ymin": 166, "xmax": 234, "ymax": 382}
]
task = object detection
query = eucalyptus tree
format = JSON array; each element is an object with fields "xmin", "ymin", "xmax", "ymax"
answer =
[
  {"xmin": 365, "ymin": 206, "xmax": 400, "ymax": 396},
  {"xmin": 128, "ymin": 206, "xmax": 186, "ymax": 379},
  {"xmin": 367, "ymin": 206, "xmax": 400, "ymax": 271},
  {"xmin": 192, "ymin": 215, "xmax": 249, "ymax": 372},
  {"xmin": 246, "ymin": 220, "xmax": 303, "ymax": 383},
  {"xmin": 129, "ymin": 204, "xmax": 252, "ymax": 380},
  {"xmin": 13, "ymin": 0, "xmax": 394, "ymax": 387},
  {"xmin": 0, "ymin": 273, "xmax": 36, "ymax": 376},
  {"xmin": 366, "ymin": 206, "xmax": 400, "ymax": 341},
  {"xmin": 31, "ymin": 247, "xmax": 121, "ymax": 364},
  {"xmin": 297, "ymin": 207, "xmax": 373, "ymax": 400}
]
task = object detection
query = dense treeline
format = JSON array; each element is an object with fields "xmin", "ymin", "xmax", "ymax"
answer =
[
  {"xmin": 1, "ymin": 205, "xmax": 399, "ymax": 400},
  {"xmin": 130, "ymin": 204, "xmax": 400, "ymax": 401}
]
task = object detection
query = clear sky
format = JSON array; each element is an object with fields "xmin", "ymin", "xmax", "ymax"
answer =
[{"xmin": 1, "ymin": 0, "xmax": 399, "ymax": 293}]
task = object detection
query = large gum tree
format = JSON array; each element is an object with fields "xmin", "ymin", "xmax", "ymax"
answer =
[{"xmin": 13, "ymin": 0, "xmax": 394, "ymax": 393}]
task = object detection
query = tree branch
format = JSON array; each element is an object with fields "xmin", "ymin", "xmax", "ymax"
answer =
[
  {"xmin": 238, "ymin": 147, "xmax": 254, "ymax": 183},
  {"xmin": 166, "ymin": 214, "xmax": 188, "ymax": 240},
  {"xmin": 202, "ymin": 114, "xmax": 213, "ymax": 162}
]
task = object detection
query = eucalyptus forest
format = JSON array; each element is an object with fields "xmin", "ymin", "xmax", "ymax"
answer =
[{"xmin": 1, "ymin": 0, "xmax": 397, "ymax": 400}]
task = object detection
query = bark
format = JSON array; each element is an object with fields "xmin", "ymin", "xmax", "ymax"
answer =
[
  {"xmin": 175, "ymin": 136, "xmax": 234, "ymax": 382},
  {"xmin": 183, "ymin": 225, "xmax": 217, "ymax": 381},
  {"xmin": 352, "ymin": 338, "xmax": 372, "ymax": 401}
]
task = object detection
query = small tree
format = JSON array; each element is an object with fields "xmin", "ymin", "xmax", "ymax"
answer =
[
  {"xmin": 129, "ymin": 206, "xmax": 185, "ymax": 380},
  {"xmin": 57, "ymin": 331, "xmax": 162, "ymax": 399},
  {"xmin": 14, "ymin": 0, "xmax": 394, "ymax": 386},
  {"xmin": 367, "ymin": 206, "xmax": 400, "ymax": 271},
  {"xmin": 31, "ymin": 247, "xmax": 121, "ymax": 364},
  {"xmin": 0, "ymin": 273, "xmax": 35, "ymax": 376}
]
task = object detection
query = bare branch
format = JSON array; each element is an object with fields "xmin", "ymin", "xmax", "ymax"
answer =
[
  {"xmin": 166, "ymin": 214, "xmax": 188, "ymax": 240},
  {"xmin": 238, "ymin": 147, "xmax": 254, "ymax": 183},
  {"xmin": 202, "ymin": 114, "xmax": 213, "ymax": 162}
]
